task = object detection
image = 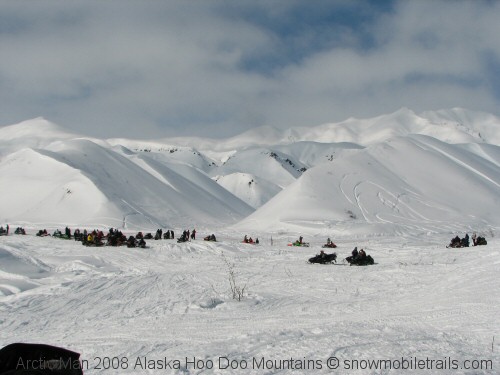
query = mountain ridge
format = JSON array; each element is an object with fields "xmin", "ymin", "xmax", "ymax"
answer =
[{"xmin": 1, "ymin": 107, "xmax": 499, "ymax": 234}]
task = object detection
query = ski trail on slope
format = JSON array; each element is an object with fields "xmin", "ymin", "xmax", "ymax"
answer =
[{"xmin": 424, "ymin": 142, "xmax": 500, "ymax": 188}]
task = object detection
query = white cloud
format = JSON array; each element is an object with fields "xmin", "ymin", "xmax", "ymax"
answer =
[{"xmin": 0, "ymin": 0, "xmax": 499, "ymax": 138}]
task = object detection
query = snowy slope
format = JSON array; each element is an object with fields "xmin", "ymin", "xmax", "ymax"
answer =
[
  {"xmin": 215, "ymin": 173, "xmax": 282, "ymax": 209},
  {"xmin": 0, "ymin": 138, "xmax": 253, "ymax": 229},
  {"xmin": 236, "ymin": 135, "xmax": 500, "ymax": 235},
  {"xmin": 1, "ymin": 107, "xmax": 500, "ymax": 233},
  {"xmin": 0, "ymin": 148, "xmax": 114, "ymax": 225}
]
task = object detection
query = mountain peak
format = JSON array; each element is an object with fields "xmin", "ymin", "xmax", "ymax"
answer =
[{"xmin": 0, "ymin": 117, "xmax": 78, "ymax": 141}]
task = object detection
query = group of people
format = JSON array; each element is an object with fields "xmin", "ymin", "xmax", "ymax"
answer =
[
  {"xmin": 448, "ymin": 232, "xmax": 488, "ymax": 248},
  {"xmin": 345, "ymin": 247, "xmax": 374, "ymax": 266},
  {"xmin": 52, "ymin": 227, "xmax": 73, "ymax": 239},
  {"xmin": 163, "ymin": 230, "xmax": 175, "ymax": 239},
  {"xmin": 177, "ymin": 229, "xmax": 197, "ymax": 243},
  {"xmin": 127, "ymin": 235, "xmax": 146, "ymax": 248},
  {"xmin": 309, "ymin": 242, "xmax": 374, "ymax": 265},
  {"xmin": 36, "ymin": 229, "xmax": 50, "ymax": 237},
  {"xmin": 14, "ymin": 227, "xmax": 26, "ymax": 235},
  {"xmin": 291, "ymin": 236, "xmax": 310, "ymax": 246},
  {"xmin": 243, "ymin": 235, "xmax": 259, "ymax": 244},
  {"xmin": 322, "ymin": 238, "xmax": 337, "ymax": 248},
  {"xmin": 2, "ymin": 225, "xmax": 490, "ymax": 259}
]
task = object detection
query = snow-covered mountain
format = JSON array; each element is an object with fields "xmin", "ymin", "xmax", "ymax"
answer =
[
  {"xmin": 1, "ymin": 107, "xmax": 500, "ymax": 234},
  {"xmin": 237, "ymin": 134, "xmax": 500, "ymax": 235}
]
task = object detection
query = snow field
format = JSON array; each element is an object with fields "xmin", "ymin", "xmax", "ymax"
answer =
[{"xmin": 1, "ymin": 232, "xmax": 498, "ymax": 374}]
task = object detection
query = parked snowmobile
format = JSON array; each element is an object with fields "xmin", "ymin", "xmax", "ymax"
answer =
[
  {"xmin": 447, "ymin": 234, "xmax": 470, "ymax": 248},
  {"xmin": 347, "ymin": 255, "xmax": 374, "ymax": 266},
  {"xmin": 242, "ymin": 235, "xmax": 258, "ymax": 244},
  {"xmin": 474, "ymin": 236, "xmax": 487, "ymax": 246},
  {"xmin": 127, "ymin": 236, "xmax": 137, "ymax": 248},
  {"xmin": 203, "ymin": 234, "xmax": 217, "ymax": 242},
  {"xmin": 288, "ymin": 236, "xmax": 309, "ymax": 247},
  {"xmin": 14, "ymin": 227, "xmax": 26, "ymax": 235},
  {"xmin": 322, "ymin": 242, "xmax": 337, "ymax": 248},
  {"xmin": 53, "ymin": 229, "xmax": 71, "ymax": 239},
  {"xmin": 472, "ymin": 233, "xmax": 487, "ymax": 246},
  {"xmin": 36, "ymin": 229, "xmax": 49, "ymax": 237},
  {"xmin": 309, "ymin": 251, "xmax": 337, "ymax": 264},
  {"xmin": 345, "ymin": 248, "xmax": 374, "ymax": 266},
  {"xmin": 288, "ymin": 241, "xmax": 310, "ymax": 247}
]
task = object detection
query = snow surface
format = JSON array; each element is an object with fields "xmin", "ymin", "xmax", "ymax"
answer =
[
  {"xmin": 0, "ymin": 107, "xmax": 499, "ymax": 374},
  {"xmin": 0, "ymin": 232, "xmax": 498, "ymax": 374}
]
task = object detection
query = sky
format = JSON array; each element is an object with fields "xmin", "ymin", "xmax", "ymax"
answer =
[{"xmin": 1, "ymin": 0, "xmax": 500, "ymax": 139}]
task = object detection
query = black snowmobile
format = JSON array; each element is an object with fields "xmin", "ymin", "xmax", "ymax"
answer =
[
  {"xmin": 475, "ymin": 236, "xmax": 487, "ymax": 246},
  {"xmin": 447, "ymin": 234, "xmax": 470, "ymax": 248},
  {"xmin": 308, "ymin": 252, "xmax": 337, "ymax": 264},
  {"xmin": 14, "ymin": 227, "xmax": 26, "ymax": 235},
  {"xmin": 473, "ymin": 235, "xmax": 487, "ymax": 246},
  {"xmin": 346, "ymin": 254, "xmax": 375, "ymax": 266}
]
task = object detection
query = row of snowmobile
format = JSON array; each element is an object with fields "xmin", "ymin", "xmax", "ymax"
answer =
[
  {"xmin": 308, "ymin": 246, "xmax": 375, "ymax": 266},
  {"xmin": 288, "ymin": 236, "xmax": 337, "ymax": 248},
  {"xmin": 286, "ymin": 236, "xmax": 372, "ymax": 266},
  {"xmin": 1, "ymin": 225, "xmax": 27, "ymax": 236},
  {"xmin": 447, "ymin": 233, "xmax": 487, "ymax": 248}
]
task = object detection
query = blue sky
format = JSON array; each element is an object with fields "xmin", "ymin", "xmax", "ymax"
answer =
[{"xmin": 1, "ymin": 0, "xmax": 500, "ymax": 139}]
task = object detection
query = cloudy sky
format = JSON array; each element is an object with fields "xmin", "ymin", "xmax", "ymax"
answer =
[{"xmin": 1, "ymin": 0, "xmax": 500, "ymax": 139}]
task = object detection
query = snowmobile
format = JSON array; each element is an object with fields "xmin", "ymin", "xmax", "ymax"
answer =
[
  {"xmin": 52, "ymin": 231, "xmax": 71, "ymax": 240},
  {"xmin": 346, "ymin": 255, "xmax": 375, "ymax": 266},
  {"xmin": 308, "ymin": 252, "xmax": 337, "ymax": 264},
  {"xmin": 36, "ymin": 230, "xmax": 50, "ymax": 237},
  {"xmin": 242, "ymin": 236, "xmax": 258, "ymax": 244},
  {"xmin": 322, "ymin": 242, "xmax": 337, "ymax": 248},
  {"xmin": 288, "ymin": 241, "xmax": 310, "ymax": 247},
  {"xmin": 447, "ymin": 235, "xmax": 470, "ymax": 248},
  {"xmin": 14, "ymin": 227, "xmax": 26, "ymax": 235},
  {"xmin": 474, "ymin": 236, "xmax": 487, "ymax": 246},
  {"xmin": 177, "ymin": 236, "xmax": 189, "ymax": 243}
]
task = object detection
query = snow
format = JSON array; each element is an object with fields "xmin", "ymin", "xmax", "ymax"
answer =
[
  {"xmin": 0, "ymin": 233, "xmax": 498, "ymax": 374},
  {"xmin": 0, "ymin": 107, "xmax": 499, "ymax": 374},
  {"xmin": 215, "ymin": 173, "xmax": 281, "ymax": 209},
  {"xmin": 236, "ymin": 135, "xmax": 500, "ymax": 235}
]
